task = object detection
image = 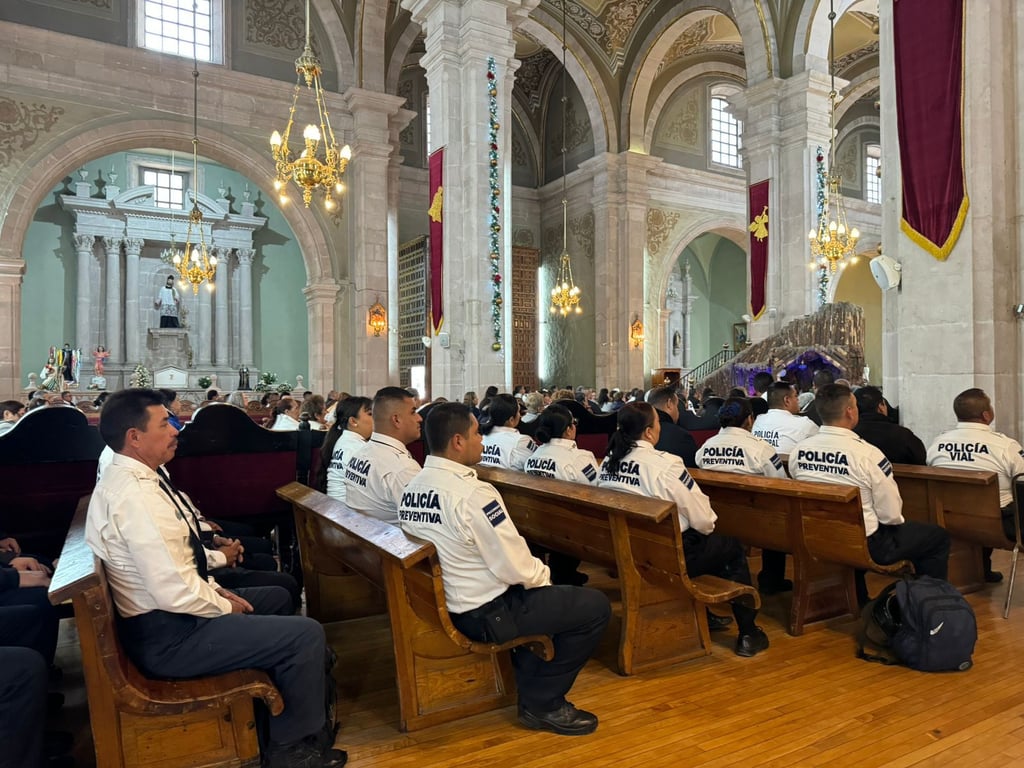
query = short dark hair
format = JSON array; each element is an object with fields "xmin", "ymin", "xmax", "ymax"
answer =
[
  {"xmin": 855, "ymin": 386, "xmax": 885, "ymax": 414},
  {"xmin": 953, "ymin": 388, "xmax": 990, "ymax": 421},
  {"xmin": 533, "ymin": 403, "xmax": 574, "ymax": 445},
  {"xmin": 206, "ymin": 390, "xmax": 219, "ymax": 401},
  {"xmin": 424, "ymin": 402, "xmax": 474, "ymax": 454},
  {"xmin": 766, "ymin": 381, "xmax": 795, "ymax": 409},
  {"xmin": 753, "ymin": 372, "xmax": 774, "ymax": 394},
  {"xmin": 99, "ymin": 388, "xmax": 165, "ymax": 451},
  {"xmin": 815, "ymin": 383, "xmax": 854, "ymax": 424},
  {"xmin": 479, "ymin": 393, "xmax": 518, "ymax": 434},
  {"xmin": 812, "ymin": 369, "xmax": 836, "ymax": 390},
  {"xmin": 0, "ymin": 400, "xmax": 23, "ymax": 417},
  {"xmin": 647, "ymin": 386, "xmax": 678, "ymax": 411},
  {"xmin": 718, "ymin": 397, "xmax": 753, "ymax": 428},
  {"xmin": 157, "ymin": 388, "xmax": 177, "ymax": 407}
]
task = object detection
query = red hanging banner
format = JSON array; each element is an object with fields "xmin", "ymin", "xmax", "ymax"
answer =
[
  {"xmin": 428, "ymin": 147, "xmax": 444, "ymax": 333},
  {"xmin": 748, "ymin": 179, "xmax": 770, "ymax": 320},
  {"xmin": 894, "ymin": 0, "xmax": 967, "ymax": 261}
]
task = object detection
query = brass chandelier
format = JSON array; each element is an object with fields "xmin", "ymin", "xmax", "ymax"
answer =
[
  {"xmin": 170, "ymin": 6, "xmax": 216, "ymax": 295},
  {"xmin": 808, "ymin": 0, "xmax": 860, "ymax": 273},
  {"xmin": 269, "ymin": 0, "xmax": 351, "ymax": 210},
  {"xmin": 550, "ymin": 0, "xmax": 582, "ymax": 317}
]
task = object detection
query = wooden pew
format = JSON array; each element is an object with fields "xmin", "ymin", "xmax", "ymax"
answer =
[
  {"xmin": 689, "ymin": 469, "xmax": 914, "ymax": 635},
  {"xmin": 50, "ymin": 498, "xmax": 282, "ymax": 768},
  {"xmin": 892, "ymin": 464, "xmax": 1015, "ymax": 607},
  {"xmin": 276, "ymin": 482, "xmax": 554, "ymax": 732},
  {"xmin": 475, "ymin": 466, "xmax": 759, "ymax": 675}
]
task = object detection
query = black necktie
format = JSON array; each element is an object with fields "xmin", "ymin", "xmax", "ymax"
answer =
[{"xmin": 156, "ymin": 469, "xmax": 209, "ymax": 581}]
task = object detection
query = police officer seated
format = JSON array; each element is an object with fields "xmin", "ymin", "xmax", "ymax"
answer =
[
  {"xmin": 398, "ymin": 403, "xmax": 611, "ymax": 736},
  {"xmin": 791, "ymin": 384, "xmax": 950, "ymax": 603}
]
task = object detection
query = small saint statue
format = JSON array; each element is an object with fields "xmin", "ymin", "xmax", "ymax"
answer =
[
  {"xmin": 93, "ymin": 346, "xmax": 110, "ymax": 375},
  {"xmin": 238, "ymin": 366, "xmax": 251, "ymax": 391},
  {"xmin": 155, "ymin": 275, "xmax": 181, "ymax": 328}
]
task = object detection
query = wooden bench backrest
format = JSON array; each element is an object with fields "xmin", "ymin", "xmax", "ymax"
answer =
[{"xmin": 892, "ymin": 464, "xmax": 1010, "ymax": 548}]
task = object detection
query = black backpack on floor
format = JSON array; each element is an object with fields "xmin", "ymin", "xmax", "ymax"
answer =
[{"xmin": 857, "ymin": 576, "xmax": 976, "ymax": 672}]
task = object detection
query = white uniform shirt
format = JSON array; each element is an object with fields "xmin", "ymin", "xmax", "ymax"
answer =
[
  {"xmin": 926, "ymin": 421, "xmax": 1024, "ymax": 507},
  {"xmin": 344, "ymin": 432, "xmax": 421, "ymax": 524},
  {"xmin": 270, "ymin": 413, "xmax": 301, "ymax": 431},
  {"xmin": 480, "ymin": 426, "xmax": 536, "ymax": 470},
  {"xmin": 752, "ymin": 409, "xmax": 819, "ymax": 455},
  {"xmin": 523, "ymin": 438, "xmax": 600, "ymax": 485},
  {"xmin": 790, "ymin": 425, "xmax": 904, "ymax": 536},
  {"xmin": 398, "ymin": 455, "xmax": 550, "ymax": 613},
  {"xmin": 85, "ymin": 453, "xmax": 232, "ymax": 618},
  {"xmin": 597, "ymin": 440, "xmax": 717, "ymax": 534},
  {"xmin": 325, "ymin": 430, "xmax": 367, "ymax": 501},
  {"xmin": 96, "ymin": 445, "xmax": 228, "ymax": 568},
  {"xmin": 696, "ymin": 427, "xmax": 787, "ymax": 478}
]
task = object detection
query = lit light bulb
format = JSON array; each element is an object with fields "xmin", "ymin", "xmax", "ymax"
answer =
[
  {"xmin": 549, "ymin": 306, "xmax": 556, "ymax": 314},
  {"xmin": 335, "ymin": 182, "xmax": 344, "ymax": 194},
  {"xmin": 340, "ymin": 144, "xmax": 352, "ymax": 161},
  {"xmin": 808, "ymin": 230, "xmax": 816, "ymax": 241},
  {"xmin": 850, "ymin": 227, "xmax": 860, "ymax": 239},
  {"xmin": 273, "ymin": 179, "xmax": 282, "ymax": 191},
  {"xmin": 173, "ymin": 254, "xmax": 182, "ymax": 265},
  {"xmin": 324, "ymin": 196, "xmax": 335, "ymax": 211},
  {"xmin": 270, "ymin": 130, "xmax": 282, "ymax": 147},
  {"xmin": 828, "ymin": 221, "xmax": 838, "ymax": 232},
  {"xmin": 575, "ymin": 306, "xmax": 582, "ymax": 315},
  {"xmin": 279, "ymin": 194, "xmax": 289, "ymax": 205},
  {"xmin": 206, "ymin": 281, "xmax": 215, "ymax": 292},
  {"xmin": 303, "ymin": 124, "xmax": 321, "ymax": 142},
  {"xmin": 837, "ymin": 224, "xmax": 846, "ymax": 236}
]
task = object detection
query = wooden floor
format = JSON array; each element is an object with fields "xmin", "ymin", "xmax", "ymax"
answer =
[{"xmin": 57, "ymin": 551, "xmax": 1024, "ymax": 767}]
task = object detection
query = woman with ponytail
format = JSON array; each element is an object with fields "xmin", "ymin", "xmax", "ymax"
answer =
[
  {"xmin": 478, "ymin": 393, "xmax": 536, "ymax": 470},
  {"xmin": 524, "ymin": 404, "xmax": 600, "ymax": 484},
  {"xmin": 598, "ymin": 402, "xmax": 769, "ymax": 657},
  {"xmin": 321, "ymin": 396, "xmax": 373, "ymax": 499},
  {"xmin": 695, "ymin": 396, "xmax": 791, "ymax": 595}
]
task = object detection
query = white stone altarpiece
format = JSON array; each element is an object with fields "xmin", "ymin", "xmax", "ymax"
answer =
[{"xmin": 58, "ymin": 183, "xmax": 265, "ymax": 391}]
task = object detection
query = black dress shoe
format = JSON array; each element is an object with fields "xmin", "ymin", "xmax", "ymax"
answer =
[
  {"xmin": 518, "ymin": 702, "xmax": 598, "ymax": 736},
  {"xmin": 735, "ymin": 627, "xmax": 770, "ymax": 658},
  {"xmin": 985, "ymin": 570, "xmax": 1004, "ymax": 583},
  {"xmin": 265, "ymin": 739, "xmax": 347, "ymax": 767},
  {"xmin": 706, "ymin": 610, "xmax": 733, "ymax": 631}
]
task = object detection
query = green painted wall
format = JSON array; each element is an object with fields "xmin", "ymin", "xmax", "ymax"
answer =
[
  {"xmin": 19, "ymin": 150, "xmax": 309, "ymax": 383},
  {"xmin": 681, "ymin": 234, "xmax": 747, "ymax": 369}
]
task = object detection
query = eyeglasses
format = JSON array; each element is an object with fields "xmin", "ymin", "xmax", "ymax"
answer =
[{"xmin": 571, "ymin": 418, "xmax": 579, "ymax": 426}]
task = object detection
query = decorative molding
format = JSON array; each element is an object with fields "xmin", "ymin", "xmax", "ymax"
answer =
[
  {"xmin": 654, "ymin": 87, "xmax": 701, "ymax": 152},
  {"xmin": 835, "ymin": 40, "xmax": 879, "ymax": 76},
  {"xmin": 569, "ymin": 212, "xmax": 594, "ymax": 260},
  {"xmin": 0, "ymin": 98, "xmax": 64, "ymax": 166},
  {"xmin": 245, "ymin": 0, "xmax": 306, "ymax": 50},
  {"xmin": 515, "ymin": 48, "xmax": 559, "ymax": 113},
  {"xmin": 513, "ymin": 228, "xmax": 535, "ymax": 247},
  {"xmin": 646, "ymin": 207, "xmax": 681, "ymax": 257},
  {"xmin": 656, "ymin": 18, "xmax": 745, "ymax": 76}
]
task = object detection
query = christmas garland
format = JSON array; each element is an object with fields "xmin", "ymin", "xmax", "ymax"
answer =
[
  {"xmin": 487, "ymin": 57, "xmax": 502, "ymax": 352},
  {"xmin": 814, "ymin": 146, "xmax": 829, "ymax": 307}
]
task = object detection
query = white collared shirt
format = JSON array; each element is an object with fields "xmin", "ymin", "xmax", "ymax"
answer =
[
  {"xmin": 752, "ymin": 408, "xmax": 819, "ymax": 455},
  {"xmin": 523, "ymin": 437, "xmax": 599, "ymax": 485},
  {"xmin": 480, "ymin": 426, "xmax": 536, "ymax": 470},
  {"xmin": 344, "ymin": 432, "xmax": 421, "ymax": 524},
  {"xmin": 86, "ymin": 453, "xmax": 232, "ymax": 618},
  {"xmin": 325, "ymin": 430, "xmax": 367, "ymax": 502},
  {"xmin": 696, "ymin": 427, "xmax": 786, "ymax": 478},
  {"xmin": 398, "ymin": 455, "xmax": 550, "ymax": 613},
  {"xmin": 927, "ymin": 421, "xmax": 1024, "ymax": 507},
  {"xmin": 597, "ymin": 440, "xmax": 717, "ymax": 534},
  {"xmin": 270, "ymin": 413, "xmax": 301, "ymax": 431},
  {"xmin": 790, "ymin": 425, "xmax": 904, "ymax": 535}
]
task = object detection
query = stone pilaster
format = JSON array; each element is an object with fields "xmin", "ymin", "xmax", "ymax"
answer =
[
  {"xmin": 123, "ymin": 237, "xmax": 144, "ymax": 364},
  {"xmin": 403, "ymin": 0, "xmax": 538, "ymax": 397},
  {"xmin": 0, "ymin": 256, "xmax": 25, "ymax": 398},
  {"xmin": 73, "ymin": 233, "xmax": 95, "ymax": 353},
  {"xmin": 213, "ymin": 247, "xmax": 229, "ymax": 365},
  {"xmin": 236, "ymin": 248, "xmax": 254, "ymax": 367},
  {"xmin": 304, "ymin": 281, "xmax": 341, "ymax": 394},
  {"xmin": 344, "ymin": 88, "xmax": 409, "ymax": 393},
  {"xmin": 197, "ymin": 267, "xmax": 213, "ymax": 365},
  {"xmin": 102, "ymin": 236, "xmax": 123, "ymax": 363}
]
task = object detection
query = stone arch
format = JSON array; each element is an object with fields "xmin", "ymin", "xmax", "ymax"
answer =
[
  {"xmin": 312, "ymin": 0, "xmax": 356, "ymax": 92},
  {"xmin": 793, "ymin": 0, "xmax": 867, "ymax": 74},
  {"xmin": 642, "ymin": 63, "xmax": 747, "ymax": 153},
  {"xmin": 0, "ymin": 119, "xmax": 335, "ymax": 284},
  {"xmin": 835, "ymin": 70, "xmax": 879, "ymax": 124},
  {"xmin": 356, "ymin": 0, "xmax": 389, "ymax": 91},
  {"xmin": 386, "ymin": 21, "xmax": 423, "ymax": 96},
  {"xmin": 649, "ymin": 216, "xmax": 747, "ymax": 313},
  {"xmin": 519, "ymin": 15, "xmax": 614, "ymax": 154}
]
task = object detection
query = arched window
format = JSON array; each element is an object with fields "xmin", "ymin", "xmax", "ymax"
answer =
[
  {"xmin": 864, "ymin": 144, "xmax": 882, "ymax": 204},
  {"xmin": 137, "ymin": 0, "xmax": 223, "ymax": 63},
  {"xmin": 709, "ymin": 86, "xmax": 743, "ymax": 170}
]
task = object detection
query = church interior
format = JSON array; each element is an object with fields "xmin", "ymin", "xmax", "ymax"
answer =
[{"xmin": 2, "ymin": 0, "xmax": 1024, "ymax": 766}]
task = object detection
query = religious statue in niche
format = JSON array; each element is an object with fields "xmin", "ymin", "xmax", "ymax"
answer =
[
  {"xmin": 155, "ymin": 275, "xmax": 181, "ymax": 328},
  {"xmin": 672, "ymin": 330, "xmax": 682, "ymax": 357},
  {"xmin": 238, "ymin": 366, "xmax": 251, "ymax": 391},
  {"xmin": 93, "ymin": 346, "xmax": 109, "ymax": 375}
]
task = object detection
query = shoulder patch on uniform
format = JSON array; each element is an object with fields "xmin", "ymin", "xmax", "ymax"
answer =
[
  {"xmin": 582, "ymin": 464, "xmax": 597, "ymax": 481},
  {"xmin": 679, "ymin": 470, "xmax": 695, "ymax": 489},
  {"xmin": 770, "ymin": 454, "xmax": 783, "ymax": 470},
  {"xmin": 878, "ymin": 457, "xmax": 893, "ymax": 476},
  {"xmin": 482, "ymin": 499, "xmax": 506, "ymax": 527},
  {"xmin": 1018, "ymin": 449, "xmax": 1024, "ymax": 460}
]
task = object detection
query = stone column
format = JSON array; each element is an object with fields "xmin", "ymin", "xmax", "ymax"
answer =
[
  {"xmin": 403, "ymin": 0, "xmax": 538, "ymax": 398},
  {"xmin": 304, "ymin": 281, "xmax": 341, "ymax": 394},
  {"xmin": 123, "ymin": 237, "xmax": 144, "ymax": 364},
  {"xmin": 344, "ymin": 88, "xmax": 410, "ymax": 394},
  {"xmin": 0, "ymin": 256, "xmax": 25, "ymax": 398},
  {"xmin": 236, "ymin": 248, "xmax": 254, "ymax": 367},
  {"xmin": 102, "ymin": 236, "xmax": 123, "ymax": 363},
  {"xmin": 213, "ymin": 247, "xmax": 229, "ymax": 366},
  {"xmin": 72, "ymin": 233, "xmax": 95, "ymax": 353},
  {"xmin": 731, "ymin": 71, "xmax": 834, "ymax": 339},
  {"xmin": 196, "ymin": 262, "xmax": 213, "ymax": 366},
  {"xmin": 683, "ymin": 259, "xmax": 695, "ymax": 369}
]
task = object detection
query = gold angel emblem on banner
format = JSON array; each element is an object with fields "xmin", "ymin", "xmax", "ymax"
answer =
[
  {"xmin": 428, "ymin": 186, "xmax": 444, "ymax": 223},
  {"xmin": 749, "ymin": 205, "xmax": 769, "ymax": 242}
]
